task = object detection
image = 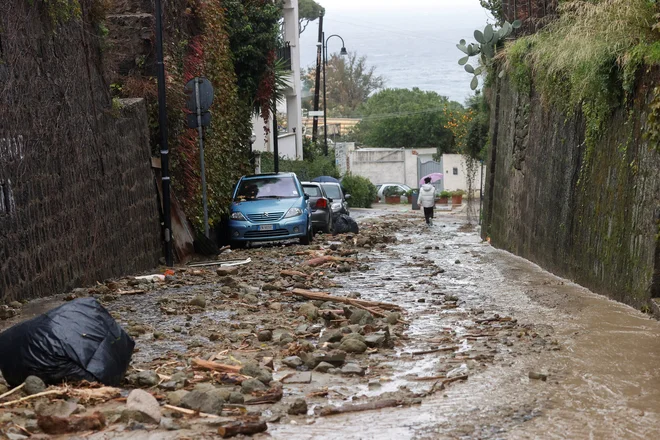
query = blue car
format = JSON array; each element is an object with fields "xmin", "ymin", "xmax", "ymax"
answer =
[{"xmin": 229, "ymin": 173, "xmax": 313, "ymax": 248}]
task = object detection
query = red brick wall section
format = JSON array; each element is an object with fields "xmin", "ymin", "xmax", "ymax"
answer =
[{"xmin": 0, "ymin": 0, "xmax": 162, "ymax": 301}]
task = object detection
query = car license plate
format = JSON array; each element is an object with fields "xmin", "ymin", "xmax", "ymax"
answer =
[{"xmin": 258, "ymin": 224, "xmax": 274, "ymax": 231}]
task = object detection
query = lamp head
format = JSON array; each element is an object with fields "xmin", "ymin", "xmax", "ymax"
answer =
[
  {"xmin": 340, "ymin": 47, "xmax": 348, "ymax": 56},
  {"xmin": 250, "ymin": 132, "xmax": 257, "ymax": 144}
]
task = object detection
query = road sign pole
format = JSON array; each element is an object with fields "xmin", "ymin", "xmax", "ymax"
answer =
[
  {"xmin": 154, "ymin": 0, "xmax": 173, "ymax": 267},
  {"xmin": 195, "ymin": 78, "xmax": 209, "ymax": 238}
]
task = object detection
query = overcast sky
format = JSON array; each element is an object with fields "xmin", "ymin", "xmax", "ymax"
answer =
[{"xmin": 317, "ymin": 0, "xmax": 484, "ymax": 12}]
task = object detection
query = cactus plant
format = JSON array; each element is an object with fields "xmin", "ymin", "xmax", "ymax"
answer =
[{"xmin": 457, "ymin": 20, "xmax": 522, "ymax": 90}]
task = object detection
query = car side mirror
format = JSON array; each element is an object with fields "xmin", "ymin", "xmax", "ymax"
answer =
[
  {"xmin": 304, "ymin": 194, "xmax": 310, "ymax": 200},
  {"xmin": 328, "ymin": 198, "xmax": 334, "ymax": 203},
  {"xmin": 345, "ymin": 194, "xmax": 352, "ymax": 200}
]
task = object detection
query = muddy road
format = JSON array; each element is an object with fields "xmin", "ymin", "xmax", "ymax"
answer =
[
  {"xmin": 1, "ymin": 209, "xmax": 659, "ymax": 439},
  {"xmin": 274, "ymin": 211, "xmax": 660, "ymax": 439}
]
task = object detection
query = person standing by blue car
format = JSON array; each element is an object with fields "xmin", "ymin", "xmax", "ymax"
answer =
[{"xmin": 418, "ymin": 177, "xmax": 436, "ymax": 226}]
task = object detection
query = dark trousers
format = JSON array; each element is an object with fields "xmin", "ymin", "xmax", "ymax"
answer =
[{"xmin": 423, "ymin": 207, "xmax": 434, "ymax": 224}]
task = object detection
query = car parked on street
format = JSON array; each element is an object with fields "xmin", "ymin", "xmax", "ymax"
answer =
[
  {"xmin": 319, "ymin": 182, "xmax": 351, "ymax": 217},
  {"xmin": 376, "ymin": 183, "xmax": 411, "ymax": 203},
  {"xmin": 301, "ymin": 182, "xmax": 334, "ymax": 234},
  {"xmin": 229, "ymin": 173, "xmax": 313, "ymax": 248}
]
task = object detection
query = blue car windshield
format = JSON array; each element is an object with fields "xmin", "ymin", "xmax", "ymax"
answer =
[{"xmin": 235, "ymin": 177, "xmax": 300, "ymax": 201}]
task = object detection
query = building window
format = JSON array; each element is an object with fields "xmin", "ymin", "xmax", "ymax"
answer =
[{"xmin": 453, "ymin": 167, "xmax": 458, "ymax": 175}]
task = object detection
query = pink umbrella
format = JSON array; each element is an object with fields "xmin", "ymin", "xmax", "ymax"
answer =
[{"xmin": 420, "ymin": 173, "xmax": 443, "ymax": 186}]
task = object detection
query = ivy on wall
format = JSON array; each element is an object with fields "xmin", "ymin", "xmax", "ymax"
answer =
[
  {"xmin": 165, "ymin": 1, "xmax": 255, "ymax": 231},
  {"xmin": 111, "ymin": 0, "xmax": 282, "ymax": 233}
]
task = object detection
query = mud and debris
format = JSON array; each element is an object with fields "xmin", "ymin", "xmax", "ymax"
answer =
[{"xmin": 1, "ymin": 210, "xmax": 659, "ymax": 439}]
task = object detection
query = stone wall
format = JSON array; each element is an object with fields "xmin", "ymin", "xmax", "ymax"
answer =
[
  {"xmin": 0, "ymin": 0, "xmax": 162, "ymax": 301},
  {"xmin": 483, "ymin": 74, "xmax": 660, "ymax": 308}
]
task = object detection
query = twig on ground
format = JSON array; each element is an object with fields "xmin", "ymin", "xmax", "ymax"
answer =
[{"xmin": 0, "ymin": 383, "xmax": 24, "ymax": 400}]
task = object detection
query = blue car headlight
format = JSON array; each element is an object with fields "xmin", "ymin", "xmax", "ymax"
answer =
[
  {"xmin": 231, "ymin": 211, "xmax": 247, "ymax": 221},
  {"xmin": 284, "ymin": 207, "xmax": 303, "ymax": 218}
]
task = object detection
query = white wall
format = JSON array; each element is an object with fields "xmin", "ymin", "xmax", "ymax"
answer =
[
  {"xmin": 334, "ymin": 142, "xmax": 353, "ymax": 176},
  {"xmin": 340, "ymin": 148, "xmax": 485, "ymax": 195},
  {"xmin": 440, "ymin": 154, "xmax": 485, "ymax": 194},
  {"xmin": 405, "ymin": 148, "xmax": 436, "ymax": 188},
  {"xmin": 348, "ymin": 148, "xmax": 406, "ymax": 184},
  {"xmin": 278, "ymin": 133, "xmax": 299, "ymax": 159},
  {"xmin": 251, "ymin": 114, "xmax": 273, "ymax": 155},
  {"xmin": 282, "ymin": 0, "xmax": 303, "ymax": 157}
]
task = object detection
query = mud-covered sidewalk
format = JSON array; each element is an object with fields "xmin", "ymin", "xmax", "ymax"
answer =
[{"xmin": 1, "ymin": 211, "xmax": 660, "ymax": 439}]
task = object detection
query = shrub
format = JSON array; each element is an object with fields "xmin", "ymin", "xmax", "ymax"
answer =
[
  {"xmin": 438, "ymin": 190, "xmax": 451, "ymax": 199},
  {"xmin": 383, "ymin": 186, "xmax": 404, "ymax": 197},
  {"xmin": 260, "ymin": 152, "xmax": 338, "ymax": 182},
  {"xmin": 341, "ymin": 174, "xmax": 378, "ymax": 208}
]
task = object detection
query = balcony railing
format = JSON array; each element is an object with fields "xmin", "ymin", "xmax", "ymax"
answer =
[
  {"xmin": 276, "ymin": 42, "xmax": 292, "ymax": 71},
  {"xmin": 502, "ymin": 0, "xmax": 558, "ymax": 34}
]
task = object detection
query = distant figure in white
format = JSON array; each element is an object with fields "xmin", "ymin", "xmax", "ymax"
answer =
[{"xmin": 418, "ymin": 177, "xmax": 436, "ymax": 226}]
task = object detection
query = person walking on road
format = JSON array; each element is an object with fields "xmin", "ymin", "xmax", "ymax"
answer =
[{"xmin": 418, "ymin": 177, "xmax": 436, "ymax": 226}]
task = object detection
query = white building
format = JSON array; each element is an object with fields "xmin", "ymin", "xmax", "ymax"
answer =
[
  {"xmin": 435, "ymin": 154, "xmax": 485, "ymax": 193},
  {"xmin": 336, "ymin": 144, "xmax": 485, "ymax": 194},
  {"xmin": 251, "ymin": 0, "xmax": 304, "ymax": 163}
]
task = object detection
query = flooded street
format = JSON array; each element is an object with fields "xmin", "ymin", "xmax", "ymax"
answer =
[
  {"xmin": 272, "ymin": 210, "xmax": 660, "ymax": 439},
  {"xmin": 1, "ymin": 209, "xmax": 659, "ymax": 440}
]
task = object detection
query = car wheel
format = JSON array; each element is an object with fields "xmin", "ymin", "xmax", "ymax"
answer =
[
  {"xmin": 322, "ymin": 214, "xmax": 333, "ymax": 234},
  {"xmin": 231, "ymin": 240, "xmax": 247, "ymax": 250},
  {"xmin": 299, "ymin": 223, "xmax": 313, "ymax": 245}
]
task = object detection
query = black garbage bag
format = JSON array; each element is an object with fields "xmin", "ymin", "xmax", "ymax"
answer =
[
  {"xmin": 0, "ymin": 297, "xmax": 134, "ymax": 387},
  {"xmin": 333, "ymin": 214, "xmax": 359, "ymax": 235}
]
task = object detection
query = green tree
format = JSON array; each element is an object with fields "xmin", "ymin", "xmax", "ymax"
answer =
[
  {"xmin": 353, "ymin": 88, "xmax": 461, "ymax": 152},
  {"xmin": 302, "ymin": 51, "xmax": 384, "ymax": 117},
  {"xmin": 299, "ymin": 0, "xmax": 325, "ymax": 35},
  {"xmin": 464, "ymin": 92, "xmax": 489, "ymax": 160},
  {"xmin": 225, "ymin": 0, "xmax": 283, "ymax": 109}
]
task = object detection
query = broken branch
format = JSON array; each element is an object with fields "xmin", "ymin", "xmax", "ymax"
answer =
[
  {"xmin": 305, "ymin": 256, "xmax": 357, "ymax": 267},
  {"xmin": 218, "ymin": 420, "xmax": 268, "ymax": 438},
  {"xmin": 288, "ymin": 289, "xmax": 402, "ymax": 311},
  {"xmin": 411, "ymin": 346, "xmax": 458, "ymax": 356},
  {"xmin": 192, "ymin": 358, "xmax": 242, "ymax": 373},
  {"xmin": 280, "ymin": 269, "xmax": 309, "ymax": 278},
  {"xmin": 0, "ymin": 389, "xmax": 65, "ymax": 407},
  {"xmin": 0, "ymin": 383, "xmax": 24, "ymax": 400},
  {"xmin": 319, "ymin": 399, "xmax": 406, "ymax": 416},
  {"xmin": 163, "ymin": 404, "xmax": 221, "ymax": 419}
]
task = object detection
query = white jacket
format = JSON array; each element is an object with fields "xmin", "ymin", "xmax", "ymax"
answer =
[{"xmin": 418, "ymin": 184, "xmax": 436, "ymax": 208}]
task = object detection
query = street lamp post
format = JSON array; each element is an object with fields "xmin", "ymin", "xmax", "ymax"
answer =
[
  {"xmin": 322, "ymin": 34, "xmax": 347, "ymax": 156},
  {"xmin": 154, "ymin": 0, "xmax": 172, "ymax": 266}
]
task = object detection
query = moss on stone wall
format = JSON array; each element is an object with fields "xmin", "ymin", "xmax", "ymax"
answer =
[{"xmin": 484, "ymin": 69, "xmax": 660, "ymax": 310}]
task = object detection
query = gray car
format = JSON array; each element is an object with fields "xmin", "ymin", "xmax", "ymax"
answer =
[
  {"xmin": 319, "ymin": 182, "xmax": 350, "ymax": 217},
  {"xmin": 302, "ymin": 182, "xmax": 334, "ymax": 234}
]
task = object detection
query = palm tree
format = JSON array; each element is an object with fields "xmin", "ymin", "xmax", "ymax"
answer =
[{"xmin": 269, "ymin": 58, "xmax": 290, "ymax": 173}]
